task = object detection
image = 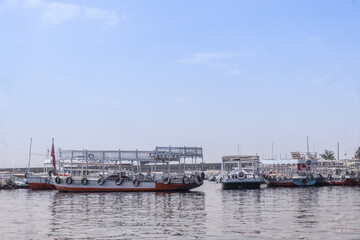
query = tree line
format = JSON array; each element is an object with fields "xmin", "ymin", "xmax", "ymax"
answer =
[{"xmin": 320, "ymin": 146, "xmax": 360, "ymax": 160}]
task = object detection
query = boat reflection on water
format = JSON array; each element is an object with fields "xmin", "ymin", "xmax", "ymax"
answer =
[
  {"xmin": 49, "ymin": 191, "xmax": 206, "ymax": 239},
  {"xmin": 219, "ymin": 189, "xmax": 263, "ymax": 236}
]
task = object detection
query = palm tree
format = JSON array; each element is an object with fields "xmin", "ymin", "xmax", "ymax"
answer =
[
  {"xmin": 355, "ymin": 147, "xmax": 360, "ymax": 159},
  {"xmin": 320, "ymin": 149, "xmax": 335, "ymax": 160}
]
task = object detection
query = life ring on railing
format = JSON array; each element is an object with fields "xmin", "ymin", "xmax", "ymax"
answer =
[
  {"xmin": 182, "ymin": 176, "xmax": 190, "ymax": 184},
  {"xmin": 98, "ymin": 178, "xmax": 105, "ymax": 185},
  {"xmin": 115, "ymin": 178, "xmax": 123, "ymax": 186},
  {"xmin": 196, "ymin": 175, "xmax": 203, "ymax": 185},
  {"xmin": 200, "ymin": 172, "xmax": 205, "ymax": 180},
  {"xmin": 163, "ymin": 177, "xmax": 171, "ymax": 185},
  {"xmin": 66, "ymin": 177, "xmax": 73, "ymax": 185},
  {"xmin": 81, "ymin": 178, "xmax": 88, "ymax": 185},
  {"xmin": 55, "ymin": 177, "xmax": 61, "ymax": 184},
  {"xmin": 305, "ymin": 160, "xmax": 312, "ymax": 166},
  {"xmin": 238, "ymin": 172, "xmax": 245, "ymax": 180},
  {"xmin": 133, "ymin": 179, "xmax": 139, "ymax": 187},
  {"xmin": 88, "ymin": 153, "xmax": 95, "ymax": 159}
]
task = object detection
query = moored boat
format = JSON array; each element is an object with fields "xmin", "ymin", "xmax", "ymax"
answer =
[
  {"xmin": 53, "ymin": 146, "xmax": 204, "ymax": 192},
  {"xmin": 220, "ymin": 155, "xmax": 262, "ymax": 189},
  {"xmin": 317, "ymin": 159, "xmax": 358, "ymax": 186},
  {"xmin": 0, "ymin": 172, "xmax": 16, "ymax": 189},
  {"xmin": 261, "ymin": 152, "xmax": 318, "ymax": 187},
  {"xmin": 26, "ymin": 138, "xmax": 57, "ymax": 190}
]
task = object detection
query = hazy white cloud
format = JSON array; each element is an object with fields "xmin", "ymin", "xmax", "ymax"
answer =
[
  {"xmin": 179, "ymin": 52, "xmax": 233, "ymax": 65},
  {"xmin": 308, "ymin": 35, "xmax": 321, "ymax": 43},
  {"xmin": 42, "ymin": 2, "xmax": 81, "ymax": 25},
  {"xmin": 1, "ymin": 0, "xmax": 122, "ymax": 27},
  {"xmin": 179, "ymin": 52, "xmax": 242, "ymax": 75},
  {"xmin": 227, "ymin": 69, "xmax": 241, "ymax": 75}
]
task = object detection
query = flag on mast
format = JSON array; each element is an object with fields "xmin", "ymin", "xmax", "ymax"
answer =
[{"xmin": 51, "ymin": 138, "xmax": 56, "ymax": 169}]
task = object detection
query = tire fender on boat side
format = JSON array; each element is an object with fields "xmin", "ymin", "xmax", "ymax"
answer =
[
  {"xmin": 307, "ymin": 174, "xmax": 313, "ymax": 181},
  {"xmin": 163, "ymin": 177, "xmax": 171, "ymax": 185},
  {"xmin": 55, "ymin": 177, "xmax": 61, "ymax": 184},
  {"xmin": 66, "ymin": 177, "xmax": 73, "ymax": 185},
  {"xmin": 115, "ymin": 178, "xmax": 123, "ymax": 186},
  {"xmin": 238, "ymin": 172, "xmax": 245, "ymax": 180},
  {"xmin": 98, "ymin": 178, "xmax": 105, "ymax": 186},
  {"xmin": 133, "ymin": 179, "xmax": 139, "ymax": 187},
  {"xmin": 200, "ymin": 172, "xmax": 205, "ymax": 181},
  {"xmin": 81, "ymin": 178, "xmax": 88, "ymax": 185},
  {"xmin": 182, "ymin": 176, "xmax": 190, "ymax": 184}
]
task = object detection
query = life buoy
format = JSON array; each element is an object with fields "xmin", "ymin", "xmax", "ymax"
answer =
[
  {"xmin": 55, "ymin": 177, "xmax": 61, "ymax": 184},
  {"xmin": 81, "ymin": 178, "xmax": 88, "ymax": 185},
  {"xmin": 98, "ymin": 178, "xmax": 105, "ymax": 185},
  {"xmin": 88, "ymin": 153, "xmax": 94, "ymax": 159},
  {"xmin": 238, "ymin": 172, "xmax": 245, "ymax": 180},
  {"xmin": 196, "ymin": 175, "xmax": 203, "ymax": 185},
  {"xmin": 201, "ymin": 172, "xmax": 205, "ymax": 180},
  {"xmin": 182, "ymin": 176, "xmax": 190, "ymax": 184},
  {"xmin": 133, "ymin": 179, "xmax": 139, "ymax": 187},
  {"xmin": 305, "ymin": 160, "xmax": 311, "ymax": 166},
  {"xmin": 163, "ymin": 177, "xmax": 171, "ymax": 185},
  {"xmin": 115, "ymin": 178, "xmax": 123, "ymax": 186},
  {"xmin": 66, "ymin": 177, "xmax": 73, "ymax": 185}
]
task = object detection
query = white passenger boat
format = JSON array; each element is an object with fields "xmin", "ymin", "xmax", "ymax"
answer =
[
  {"xmin": 220, "ymin": 155, "xmax": 262, "ymax": 189},
  {"xmin": 261, "ymin": 152, "xmax": 318, "ymax": 187},
  {"xmin": 317, "ymin": 159, "xmax": 357, "ymax": 186},
  {"xmin": 52, "ymin": 146, "xmax": 204, "ymax": 192}
]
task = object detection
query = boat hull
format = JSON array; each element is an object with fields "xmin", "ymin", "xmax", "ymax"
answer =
[
  {"xmin": 54, "ymin": 178, "xmax": 202, "ymax": 192},
  {"xmin": 26, "ymin": 173, "xmax": 55, "ymax": 190},
  {"xmin": 265, "ymin": 178, "xmax": 316, "ymax": 187},
  {"xmin": 316, "ymin": 176, "xmax": 357, "ymax": 186}
]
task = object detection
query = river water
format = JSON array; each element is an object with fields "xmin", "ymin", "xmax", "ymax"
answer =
[{"xmin": 0, "ymin": 182, "xmax": 359, "ymax": 239}]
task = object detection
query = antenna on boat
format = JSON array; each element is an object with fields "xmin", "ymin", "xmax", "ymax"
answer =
[
  {"xmin": 306, "ymin": 136, "xmax": 309, "ymax": 154},
  {"xmin": 27, "ymin": 137, "xmax": 32, "ymax": 173},
  {"xmin": 337, "ymin": 142, "xmax": 340, "ymax": 160}
]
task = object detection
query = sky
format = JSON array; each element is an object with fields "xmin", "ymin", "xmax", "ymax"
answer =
[{"xmin": 0, "ymin": 0, "xmax": 359, "ymax": 168}]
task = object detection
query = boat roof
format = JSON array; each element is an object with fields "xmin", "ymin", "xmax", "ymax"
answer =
[
  {"xmin": 58, "ymin": 146, "xmax": 202, "ymax": 162},
  {"xmin": 222, "ymin": 155, "xmax": 259, "ymax": 162}
]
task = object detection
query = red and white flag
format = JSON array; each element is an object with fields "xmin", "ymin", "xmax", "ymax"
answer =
[{"xmin": 51, "ymin": 138, "xmax": 56, "ymax": 169}]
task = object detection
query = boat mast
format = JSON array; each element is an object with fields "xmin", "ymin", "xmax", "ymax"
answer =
[
  {"xmin": 306, "ymin": 136, "xmax": 309, "ymax": 154},
  {"xmin": 27, "ymin": 137, "xmax": 32, "ymax": 173}
]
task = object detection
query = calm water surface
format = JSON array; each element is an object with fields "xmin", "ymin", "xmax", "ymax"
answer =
[{"xmin": 0, "ymin": 182, "xmax": 359, "ymax": 239}]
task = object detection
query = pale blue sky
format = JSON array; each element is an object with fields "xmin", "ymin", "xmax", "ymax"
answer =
[{"xmin": 1, "ymin": 0, "xmax": 359, "ymax": 167}]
